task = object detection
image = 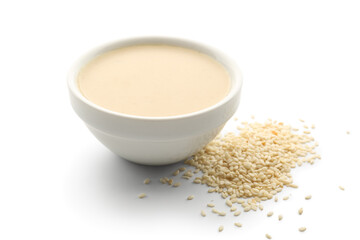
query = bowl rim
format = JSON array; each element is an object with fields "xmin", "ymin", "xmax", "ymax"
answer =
[{"xmin": 67, "ymin": 36, "xmax": 243, "ymax": 121}]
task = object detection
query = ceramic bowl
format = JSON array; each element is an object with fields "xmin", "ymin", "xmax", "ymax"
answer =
[{"xmin": 68, "ymin": 37, "xmax": 242, "ymax": 165}]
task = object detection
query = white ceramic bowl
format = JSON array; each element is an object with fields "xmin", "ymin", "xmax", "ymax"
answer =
[{"xmin": 68, "ymin": 37, "xmax": 242, "ymax": 165}]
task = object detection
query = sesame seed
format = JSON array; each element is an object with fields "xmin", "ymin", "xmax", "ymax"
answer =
[
  {"xmin": 346, "ymin": 131, "xmax": 350, "ymax": 134},
  {"xmin": 339, "ymin": 186, "xmax": 345, "ymax": 191},
  {"xmin": 143, "ymin": 178, "xmax": 150, "ymax": 184},
  {"xmin": 299, "ymin": 227, "xmax": 306, "ymax": 232},
  {"xmin": 225, "ymin": 199, "xmax": 232, "ymax": 207},
  {"xmin": 193, "ymin": 179, "xmax": 201, "ymax": 184},
  {"xmin": 218, "ymin": 225, "xmax": 224, "ymax": 232},
  {"xmin": 167, "ymin": 178, "xmax": 173, "ymax": 185},
  {"xmin": 303, "ymin": 131, "xmax": 311, "ymax": 134},
  {"xmin": 187, "ymin": 195, "xmax": 194, "ymax": 200},
  {"xmin": 283, "ymin": 196, "xmax": 289, "ymax": 201},
  {"xmin": 160, "ymin": 178, "xmax": 167, "ymax": 184},
  {"xmin": 237, "ymin": 199, "xmax": 245, "ymax": 204},
  {"xmin": 234, "ymin": 117, "xmax": 238, "ymax": 121},
  {"xmin": 267, "ymin": 211, "xmax": 274, "ymax": 217},
  {"xmin": 219, "ymin": 211, "xmax": 226, "ymax": 216},
  {"xmin": 259, "ymin": 204, "xmax": 264, "ymax": 211},
  {"xmin": 311, "ymin": 124, "xmax": 315, "ymax": 129},
  {"xmin": 207, "ymin": 203, "xmax": 215, "ymax": 208},
  {"xmin": 138, "ymin": 193, "xmax": 146, "ymax": 199},
  {"xmin": 179, "ymin": 167, "xmax": 186, "ymax": 172},
  {"xmin": 278, "ymin": 215, "xmax": 283, "ymax": 221},
  {"xmin": 305, "ymin": 195, "xmax": 312, "ymax": 200},
  {"xmin": 234, "ymin": 222, "xmax": 242, "ymax": 227},
  {"xmin": 230, "ymin": 206, "xmax": 237, "ymax": 212},
  {"xmin": 304, "ymin": 125, "xmax": 309, "ymax": 129},
  {"xmin": 212, "ymin": 209, "xmax": 219, "ymax": 214},
  {"xmin": 172, "ymin": 170, "xmax": 180, "ymax": 176},
  {"xmin": 244, "ymin": 206, "xmax": 251, "ymax": 212},
  {"xmin": 265, "ymin": 233, "xmax": 272, "ymax": 239},
  {"xmin": 234, "ymin": 211, "xmax": 241, "ymax": 216},
  {"xmin": 298, "ymin": 208, "xmax": 303, "ymax": 215},
  {"xmin": 274, "ymin": 196, "xmax": 278, "ymax": 202},
  {"xmin": 173, "ymin": 182, "xmax": 181, "ymax": 187},
  {"xmin": 299, "ymin": 119, "xmax": 305, "ymax": 122},
  {"xmin": 251, "ymin": 115, "xmax": 255, "ymax": 119},
  {"xmin": 201, "ymin": 210, "xmax": 206, "ymax": 217}
]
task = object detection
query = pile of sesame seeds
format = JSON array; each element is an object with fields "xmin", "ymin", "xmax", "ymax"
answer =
[
  {"xmin": 184, "ymin": 119, "xmax": 320, "ymax": 211},
  {"xmin": 138, "ymin": 118, "xmax": 335, "ymax": 237}
]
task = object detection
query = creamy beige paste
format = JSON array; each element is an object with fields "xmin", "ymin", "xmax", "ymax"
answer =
[{"xmin": 78, "ymin": 45, "xmax": 231, "ymax": 117}]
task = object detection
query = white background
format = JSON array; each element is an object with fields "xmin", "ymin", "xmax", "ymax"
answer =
[{"xmin": 0, "ymin": 0, "xmax": 359, "ymax": 239}]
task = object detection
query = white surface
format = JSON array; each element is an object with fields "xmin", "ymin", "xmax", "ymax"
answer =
[
  {"xmin": 0, "ymin": 0, "xmax": 359, "ymax": 239},
  {"xmin": 68, "ymin": 37, "xmax": 242, "ymax": 165}
]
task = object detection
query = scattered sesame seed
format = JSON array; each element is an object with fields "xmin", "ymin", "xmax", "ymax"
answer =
[
  {"xmin": 172, "ymin": 170, "xmax": 180, "ymax": 176},
  {"xmin": 226, "ymin": 199, "xmax": 232, "ymax": 207},
  {"xmin": 201, "ymin": 210, "xmax": 206, "ymax": 217},
  {"xmin": 305, "ymin": 195, "xmax": 312, "ymax": 200},
  {"xmin": 304, "ymin": 125, "xmax": 309, "ymax": 129},
  {"xmin": 218, "ymin": 225, "xmax": 224, "ymax": 232},
  {"xmin": 212, "ymin": 209, "xmax": 219, "ymax": 215},
  {"xmin": 303, "ymin": 131, "xmax": 311, "ymax": 134},
  {"xmin": 237, "ymin": 199, "xmax": 245, "ymax": 204},
  {"xmin": 278, "ymin": 215, "xmax": 283, "ymax": 221},
  {"xmin": 167, "ymin": 178, "xmax": 173, "ymax": 185},
  {"xmin": 160, "ymin": 177, "xmax": 167, "ymax": 184},
  {"xmin": 143, "ymin": 178, "xmax": 150, "ymax": 184},
  {"xmin": 299, "ymin": 119, "xmax": 305, "ymax": 122},
  {"xmin": 173, "ymin": 182, "xmax": 181, "ymax": 187},
  {"xmin": 299, "ymin": 227, "xmax": 306, "ymax": 232},
  {"xmin": 179, "ymin": 167, "xmax": 186, "ymax": 172},
  {"xmin": 339, "ymin": 186, "xmax": 345, "ymax": 191},
  {"xmin": 194, "ymin": 168, "xmax": 200, "ymax": 173},
  {"xmin": 234, "ymin": 117, "xmax": 238, "ymax": 121},
  {"xmin": 193, "ymin": 179, "xmax": 201, "ymax": 184},
  {"xmin": 251, "ymin": 115, "xmax": 255, "ymax": 119},
  {"xmin": 274, "ymin": 196, "xmax": 278, "ymax": 202},
  {"xmin": 283, "ymin": 196, "xmax": 289, "ymax": 201},
  {"xmin": 259, "ymin": 204, "xmax": 264, "ymax": 211},
  {"xmin": 311, "ymin": 124, "xmax": 315, "ymax": 129},
  {"xmin": 207, "ymin": 203, "xmax": 215, "ymax": 208},
  {"xmin": 230, "ymin": 206, "xmax": 237, "ymax": 212},
  {"xmin": 138, "ymin": 193, "xmax": 146, "ymax": 199},
  {"xmin": 267, "ymin": 211, "xmax": 274, "ymax": 217},
  {"xmin": 234, "ymin": 211, "xmax": 241, "ymax": 216},
  {"xmin": 187, "ymin": 195, "xmax": 194, "ymax": 200},
  {"xmin": 298, "ymin": 208, "xmax": 303, "ymax": 215},
  {"xmin": 219, "ymin": 211, "xmax": 226, "ymax": 216},
  {"xmin": 266, "ymin": 233, "xmax": 272, "ymax": 239},
  {"xmin": 244, "ymin": 206, "xmax": 251, "ymax": 212},
  {"xmin": 346, "ymin": 131, "xmax": 350, "ymax": 134},
  {"xmin": 234, "ymin": 222, "xmax": 242, "ymax": 227}
]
